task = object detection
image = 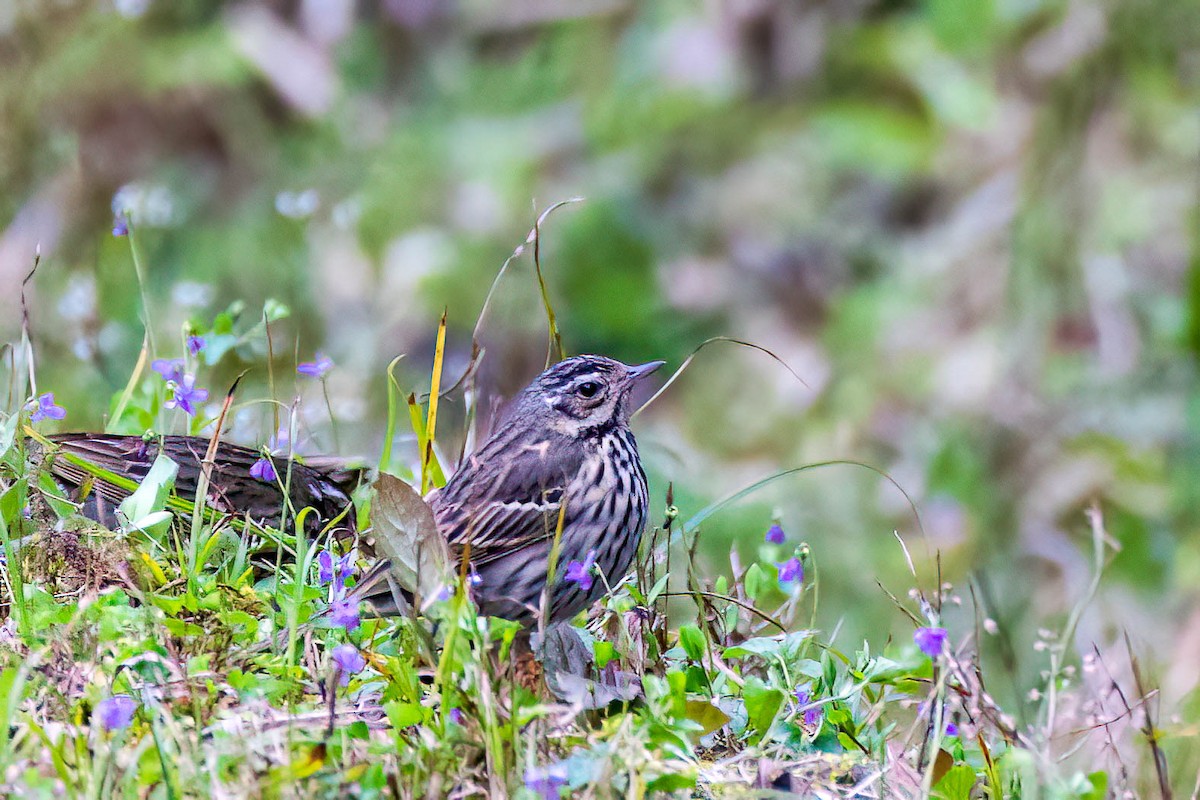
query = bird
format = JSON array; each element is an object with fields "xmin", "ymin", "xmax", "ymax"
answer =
[
  {"xmin": 40, "ymin": 355, "xmax": 663, "ymax": 627},
  {"xmin": 422, "ymin": 355, "xmax": 663, "ymax": 624}
]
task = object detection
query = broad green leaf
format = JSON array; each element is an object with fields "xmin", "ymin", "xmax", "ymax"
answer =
[
  {"xmin": 934, "ymin": 764, "xmax": 977, "ymax": 800},
  {"xmin": 118, "ymin": 453, "xmax": 178, "ymax": 535},
  {"xmin": 647, "ymin": 770, "xmax": 696, "ymax": 792},
  {"xmin": 742, "ymin": 676, "xmax": 784, "ymax": 740},
  {"xmin": 724, "ymin": 631, "xmax": 813, "ymax": 661},
  {"xmin": 684, "ymin": 700, "xmax": 730, "ymax": 737},
  {"xmin": 678, "ymin": 624, "xmax": 705, "ymax": 661},
  {"xmin": 744, "ymin": 563, "xmax": 765, "ymax": 601},
  {"xmin": 593, "ymin": 640, "xmax": 616, "ymax": 669},
  {"xmin": 1080, "ymin": 771, "xmax": 1108, "ymax": 800}
]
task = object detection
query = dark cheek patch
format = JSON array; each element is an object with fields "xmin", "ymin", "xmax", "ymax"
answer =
[{"xmin": 553, "ymin": 397, "xmax": 588, "ymax": 419}]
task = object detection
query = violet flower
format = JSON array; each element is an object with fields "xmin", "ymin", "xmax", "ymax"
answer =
[
  {"xmin": 564, "ymin": 549, "xmax": 597, "ymax": 592},
  {"xmin": 297, "ymin": 354, "xmax": 333, "ymax": 378},
  {"xmin": 249, "ymin": 457, "xmax": 277, "ymax": 483},
  {"xmin": 331, "ymin": 644, "xmax": 365, "ymax": 686},
  {"xmin": 524, "ymin": 762, "xmax": 568, "ymax": 800},
  {"xmin": 28, "ymin": 393, "xmax": 66, "ymax": 423},
  {"xmin": 186, "ymin": 335, "xmax": 205, "ymax": 356},
  {"xmin": 152, "ymin": 359, "xmax": 184, "ymax": 383},
  {"xmin": 330, "ymin": 598, "xmax": 361, "ymax": 632},
  {"xmin": 765, "ymin": 523, "xmax": 785, "ymax": 544},
  {"xmin": 96, "ymin": 694, "xmax": 137, "ymax": 731},
  {"xmin": 776, "ymin": 557, "xmax": 803, "ymax": 584},
  {"xmin": 164, "ymin": 374, "xmax": 208, "ymax": 416},
  {"xmin": 317, "ymin": 550, "xmax": 356, "ymax": 591},
  {"xmin": 794, "ymin": 686, "xmax": 823, "ymax": 728},
  {"xmin": 914, "ymin": 626, "xmax": 948, "ymax": 659}
]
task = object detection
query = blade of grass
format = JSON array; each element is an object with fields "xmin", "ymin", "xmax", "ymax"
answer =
[
  {"xmin": 633, "ymin": 336, "xmax": 810, "ymax": 420},
  {"xmin": 19, "ymin": 253, "xmax": 41, "ymax": 399},
  {"xmin": 379, "ymin": 355, "xmax": 406, "ymax": 475},
  {"xmin": 530, "ymin": 203, "xmax": 576, "ymax": 365},
  {"xmin": 126, "ymin": 219, "xmax": 158, "ymax": 360},
  {"xmin": 188, "ymin": 374, "xmax": 242, "ymax": 591},
  {"xmin": 405, "ymin": 393, "xmax": 446, "ymax": 488},
  {"xmin": 680, "ymin": 460, "xmax": 926, "ymax": 543},
  {"xmin": 422, "ymin": 312, "xmax": 447, "ymax": 496},
  {"xmin": 107, "ymin": 335, "xmax": 150, "ymax": 432}
]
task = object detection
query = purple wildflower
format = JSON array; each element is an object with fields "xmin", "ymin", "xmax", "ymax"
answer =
[
  {"xmin": 448, "ymin": 708, "xmax": 465, "ymax": 725},
  {"xmin": 468, "ymin": 569, "xmax": 482, "ymax": 587},
  {"xmin": 564, "ymin": 549, "xmax": 597, "ymax": 592},
  {"xmin": 318, "ymin": 550, "xmax": 335, "ymax": 583},
  {"xmin": 945, "ymin": 722, "xmax": 959, "ymax": 737},
  {"xmin": 151, "ymin": 358, "xmax": 184, "ymax": 383},
  {"xmin": 914, "ymin": 626, "xmax": 948, "ymax": 659},
  {"xmin": 96, "ymin": 694, "xmax": 137, "ymax": 730},
  {"xmin": 28, "ymin": 393, "xmax": 66, "ymax": 423},
  {"xmin": 794, "ymin": 685, "xmax": 823, "ymax": 727},
  {"xmin": 164, "ymin": 374, "xmax": 208, "ymax": 416},
  {"xmin": 249, "ymin": 457, "xmax": 277, "ymax": 483},
  {"xmin": 331, "ymin": 644, "xmax": 365, "ymax": 686},
  {"xmin": 765, "ymin": 523, "xmax": 785, "ymax": 544},
  {"xmin": 776, "ymin": 557, "xmax": 803, "ymax": 584},
  {"xmin": 317, "ymin": 550, "xmax": 355, "ymax": 590},
  {"xmin": 524, "ymin": 762, "xmax": 568, "ymax": 800},
  {"xmin": 186, "ymin": 335, "xmax": 205, "ymax": 356},
  {"xmin": 317, "ymin": 550, "xmax": 335, "ymax": 584},
  {"xmin": 330, "ymin": 598, "xmax": 361, "ymax": 632},
  {"xmin": 297, "ymin": 354, "xmax": 333, "ymax": 378},
  {"xmin": 112, "ymin": 217, "xmax": 129, "ymax": 237}
]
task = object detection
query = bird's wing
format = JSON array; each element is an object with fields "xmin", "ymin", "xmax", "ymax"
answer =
[
  {"xmin": 46, "ymin": 434, "xmax": 357, "ymax": 532},
  {"xmin": 48, "ymin": 433, "xmax": 180, "ymax": 507},
  {"xmin": 431, "ymin": 432, "xmax": 583, "ymax": 565}
]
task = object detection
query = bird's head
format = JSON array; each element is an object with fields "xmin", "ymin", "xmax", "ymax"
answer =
[{"xmin": 520, "ymin": 355, "xmax": 665, "ymax": 436}]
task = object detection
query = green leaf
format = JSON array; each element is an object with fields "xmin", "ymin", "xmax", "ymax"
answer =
[
  {"xmin": 742, "ymin": 676, "xmax": 784, "ymax": 741},
  {"xmin": 1080, "ymin": 771, "xmax": 1108, "ymax": 800},
  {"xmin": 723, "ymin": 631, "xmax": 813, "ymax": 661},
  {"xmin": 934, "ymin": 764, "xmax": 978, "ymax": 800},
  {"xmin": 163, "ymin": 618, "xmax": 205, "ymax": 636},
  {"xmin": 647, "ymin": 770, "xmax": 696, "ymax": 792},
  {"xmin": 678, "ymin": 624, "xmax": 706, "ymax": 661},
  {"xmin": 262, "ymin": 298, "xmax": 291, "ymax": 322},
  {"xmin": 118, "ymin": 453, "xmax": 178, "ymax": 535},
  {"xmin": 744, "ymin": 563, "xmax": 765, "ymax": 601},
  {"xmin": 645, "ymin": 572, "xmax": 669, "ymax": 605},
  {"xmin": 593, "ymin": 640, "xmax": 616, "ymax": 669},
  {"xmin": 684, "ymin": 700, "xmax": 730, "ymax": 737},
  {"xmin": 384, "ymin": 700, "xmax": 425, "ymax": 729}
]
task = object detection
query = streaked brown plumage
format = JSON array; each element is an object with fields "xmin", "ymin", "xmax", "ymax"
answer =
[
  {"xmin": 42, "ymin": 354, "xmax": 662, "ymax": 626},
  {"xmin": 45, "ymin": 433, "xmax": 359, "ymax": 536},
  {"xmin": 426, "ymin": 355, "xmax": 662, "ymax": 623}
]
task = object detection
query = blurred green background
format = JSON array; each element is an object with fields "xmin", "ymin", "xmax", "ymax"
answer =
[{"xmin": 2, "ymin": 0, "xmax": 1199, "ymax": 748}]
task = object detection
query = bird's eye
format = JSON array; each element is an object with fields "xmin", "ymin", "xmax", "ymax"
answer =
[{"xmin": 577, "ymin": 381, "xmax": 601, "ymax": 398}]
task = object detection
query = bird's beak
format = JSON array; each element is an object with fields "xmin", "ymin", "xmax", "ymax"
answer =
[{"xmin": 626, "ymin": 360, "xmax": 666, "ymax": 382}]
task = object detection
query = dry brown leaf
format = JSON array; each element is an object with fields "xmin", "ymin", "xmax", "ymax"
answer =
[{"xmin": 369, "ymin": 472, "xmax": 452, "ymax": 602}]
